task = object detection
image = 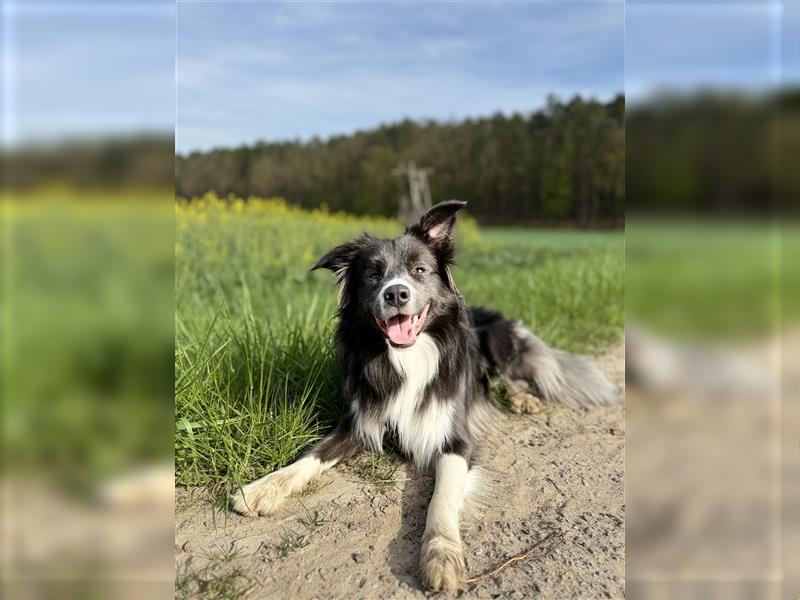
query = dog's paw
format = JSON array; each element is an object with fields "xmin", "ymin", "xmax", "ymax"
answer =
[
  {"xmin": 510, "ymin": 392, "xmax": 543, "ymax": 415},
  {"xmin": 230, "ymin": 471, "xmax": 294, "ymax": 517},
  {"xmin": 419, "ymin": 532, "xmax": 465, "ymax": 592}
]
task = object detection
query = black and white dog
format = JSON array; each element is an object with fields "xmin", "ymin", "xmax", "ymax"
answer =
[{"xmin": 231, "ymin": 200, "xmax": 618, "ymax": 591}]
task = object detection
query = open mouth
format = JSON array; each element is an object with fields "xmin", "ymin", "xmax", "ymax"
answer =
[{"xmin": 375, "ymin": 304, "xmax": 430, "ymax": 348}]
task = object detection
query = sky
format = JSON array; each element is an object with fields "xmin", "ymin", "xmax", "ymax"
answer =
[
  {"xmin": 2, "ymin": 1, "xmax": 794, "ymax": 151},
  {"xmin": 626, "ymin": 0, "xmax": 790, "ymax": 102},
  {"xmin": 176, "ymin": 2, "xmax": 625, "ymax": 153},
  {"xmin": 2, "ymin": 1, "xmax": 175, "ymax": 146}
]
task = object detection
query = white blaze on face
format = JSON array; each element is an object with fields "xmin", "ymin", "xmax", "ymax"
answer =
[
  {"xmin": 378, "ymin": 277, "xmax": 413, "ymax": 313},
  {"xmin": 376, "ymin": 277, "xmax": 431, "ymax": 347}
]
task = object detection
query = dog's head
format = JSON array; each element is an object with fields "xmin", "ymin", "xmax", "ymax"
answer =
[{"xmin": 312, "ymin": 200, "xmax": 466, "ymax": 348}]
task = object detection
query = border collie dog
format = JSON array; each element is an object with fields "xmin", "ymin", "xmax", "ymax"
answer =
[{"xmin": 231, "ymin": 201, "xmax": 618, "ymax": 591}]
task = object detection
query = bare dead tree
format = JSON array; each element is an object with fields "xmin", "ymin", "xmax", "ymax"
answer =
[{"xmin": 393, "ymin": 161, "xmax": 434, "ymax": 224}]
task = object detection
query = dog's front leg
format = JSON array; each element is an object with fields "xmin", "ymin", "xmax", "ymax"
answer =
[
  {"xmin": 420, "ymin": 453, "xmax": 469, "ymax": 591},
  {"xmin": 230, "ymin": 412, "xmax": 362, "ymax": 516}
]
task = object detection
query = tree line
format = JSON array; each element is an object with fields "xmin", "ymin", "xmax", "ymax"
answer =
[
  {"xmin": 5, "ymin": 135, "xmax": 174, "ymax": 190},
  {"xmin": 627, "ymin": 90, "xmax": 799, "ymax": 217},
  {"xmin": 177, "ymin": 94, "xmax": 625, "ymax": 227}
]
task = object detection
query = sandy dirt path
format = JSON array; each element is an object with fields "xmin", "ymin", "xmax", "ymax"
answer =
[{"xmin": 176, "ymin": 341, "xmax": 624, "ymax": 599}]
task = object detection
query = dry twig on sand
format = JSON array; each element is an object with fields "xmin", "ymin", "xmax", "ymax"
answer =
[{"xmin": 463, "ymin": 530, "xmax": 564, "ymax": 585}]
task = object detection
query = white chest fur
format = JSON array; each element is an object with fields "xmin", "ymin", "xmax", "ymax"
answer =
[{"xmin": 354, "ymin": 333, "xmax": 454, "ymax": 467}]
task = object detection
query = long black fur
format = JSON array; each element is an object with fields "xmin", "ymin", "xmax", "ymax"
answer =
[
  {"xmin": 231, "ymin": 200, "xmax": 619, "ymax": 593},
  {"xmin": 308, "ymin": 200, "xmax": 619, "ymax": 470}
]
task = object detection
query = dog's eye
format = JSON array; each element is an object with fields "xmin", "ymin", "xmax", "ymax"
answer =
[
  {"xmin": 414, "ymin": 266, "xmax": 427, "ymax": 274},
  {"xmin": 368, "ymin": 272, "xmax": 381, "ymax": 282}
]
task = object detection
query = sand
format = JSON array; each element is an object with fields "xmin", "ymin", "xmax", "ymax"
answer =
[{"xmin": 176, "ymin": 341, "xmax": 624, "ymax": 599}]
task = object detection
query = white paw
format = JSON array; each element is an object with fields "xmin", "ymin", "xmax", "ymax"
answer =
[
  {"xmin": 230, "ymin": 471, "xmax": 294, "ymax": 517},
  {"xmin": 419, "ymin": 532, "xmax": 466, "ymax": 592}
]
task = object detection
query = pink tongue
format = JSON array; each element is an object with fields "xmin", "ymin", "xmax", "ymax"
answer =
[{"xmin": 387, "ymin": 314, "xmax": 417, "ymax": 346}]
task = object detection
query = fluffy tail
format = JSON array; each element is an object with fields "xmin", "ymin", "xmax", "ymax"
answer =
[{"xmin": 472, "ymin": 307, "xmax": 619, "ymax": 409}]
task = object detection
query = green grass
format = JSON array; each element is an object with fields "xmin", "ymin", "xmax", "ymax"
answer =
[
  {"xmin": 626, "ymin": 219, "xmax": 795, "ymax": 341},
  {"xmin": 4, "ymin": 192, "xmax": 174, "ymax": 492},
  {"xmin": 276, "ymin": 529, "xmax": 309, "ymax": 557},
  {"xmin": 458, "ymin": 227, "xmax": 624, "ymax": 352},
  {"xmin": 297, "ymin": 501, "xmax": 329, "ymax": 528},
  {"xmin": 175, "ymin": 198, "xmax": 624, "ymax": 500},
  {"xmin": 348, "ymin": 452, "xmax": 402, "ymax": 491},
  {"xmin": 176, "ymin": 547, "xmax": 256, "ymax": 600}
]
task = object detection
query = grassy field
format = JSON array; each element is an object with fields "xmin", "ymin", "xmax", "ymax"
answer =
[
  {"xmin": 3, "ymin": 190, "xmax": 174, "ymax": 492},
  {"xmin": 175, "ymin": 194, "xmax": 624, "ymax": 497},
  {"xmin": 626, "ymin": 220, "xmax": 792, "ymax": 341}
]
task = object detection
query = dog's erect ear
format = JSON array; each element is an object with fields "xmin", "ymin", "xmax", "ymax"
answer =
[
  {"xmin": 311, "ymin": 234, "xmax": 371, "ymax": 282},
  {"xmin": 406, "ymin": 200, "xmax": 467, "ymax": 252}
]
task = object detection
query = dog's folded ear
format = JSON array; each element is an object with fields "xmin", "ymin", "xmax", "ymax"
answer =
[
  {"xmin": 406, "ymin": 200, "xmax": 467, "ymax": 256},
  {"xmin": 311, "ymin": 234, "xmax": 372, "ymax": 281}
]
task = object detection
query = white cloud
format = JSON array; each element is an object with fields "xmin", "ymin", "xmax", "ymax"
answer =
[{"xmin": 176, "ymin": 1, "xmax": 623, "ymax": 152}]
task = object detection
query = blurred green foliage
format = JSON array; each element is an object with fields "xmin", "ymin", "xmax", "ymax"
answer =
[
  {"xmin": 628, "ymin": 90, "xmax": 800, "ymax": 216},
  {"xmin": 626, "ymin": 219, "xmax": 796, "ymax": 342},
  {"xmin": 2, "ymin": 188, "xmax": 174, "ymax": 493}
]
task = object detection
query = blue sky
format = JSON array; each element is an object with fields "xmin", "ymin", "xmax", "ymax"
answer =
[
  {"xmin": 3, "ymin": 1, "xmax": 794, "ymax": 150},
  {"xmin": 2, "ymin": 1, "xmax": 175, "ymax": 146},
  {"xmin": 626, "ymin": 1, "xmax": 790, "ymax": 102},
  {"xmin": 177, "ymin": 2, "xmax": 624, "ymax": 153}
]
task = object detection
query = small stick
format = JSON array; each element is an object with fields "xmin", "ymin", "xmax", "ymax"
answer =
[
  {"xmin": 544, "ymin": 477, "xmax": 566, "ymax": 497},
  {"xmin": 462, "ymin": 530, "xmax": 564, "ymax": 585}
]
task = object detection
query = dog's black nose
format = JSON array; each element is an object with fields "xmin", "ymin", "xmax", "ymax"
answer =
[{"xmin": 384, "ymin": 284, "xmax": 410, "ymax": 308}]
